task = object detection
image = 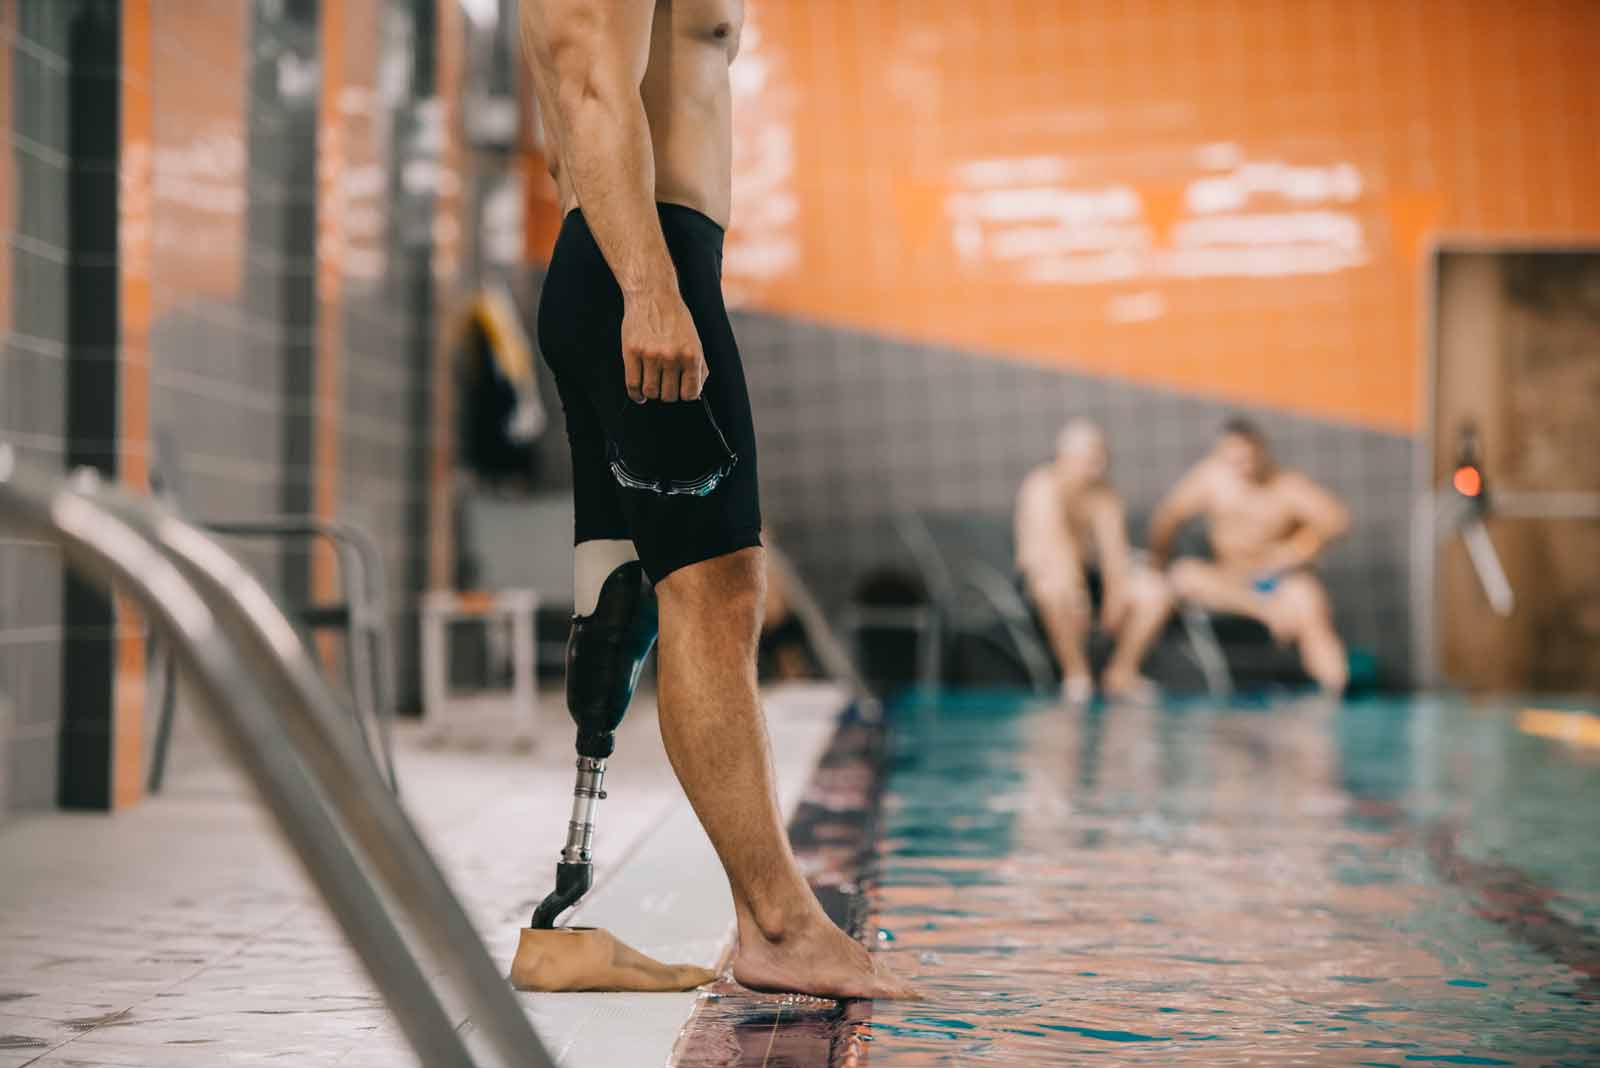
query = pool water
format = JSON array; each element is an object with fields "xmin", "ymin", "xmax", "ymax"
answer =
[{"xmin": 861, "ymin": 693, "xmax": 1600, "ymax": 1066}]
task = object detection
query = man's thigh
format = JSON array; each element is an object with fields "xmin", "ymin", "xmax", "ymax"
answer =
[
  {"xmin": 1170, "ymin": 559, "xmax": 1260, "ymax": 611},
  {"xmin": 1267, "ymin": 571, "xmax": 1334, "ymax": 625}
]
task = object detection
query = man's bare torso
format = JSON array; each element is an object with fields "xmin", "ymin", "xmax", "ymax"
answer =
[
  {"xmin": 526, "ymin": 0, "xmax": 743, "ymax": 228},
  {"xmin": 1199, "ymin": 463, "xmax": 1304, "ymax": 573},
  {"xmin": 1015, "ymin": 467, "xmax": 1114, "ymax": 572}
]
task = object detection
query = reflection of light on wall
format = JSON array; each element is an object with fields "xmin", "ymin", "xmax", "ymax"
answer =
[
  {"xmin": 153, "ymin": 132, "xmax": 245, "ymax": 215},
  {"xmin": 152, "ymin": 127, "xmax": 244, "ymax": 294},
  {"xmin": 1187, "ymin": 160, "xmax": 1363, "ymax": 214},
  {"xmin": 341, "ymin": 163, "xmax": 389, "ymax": 283},
  {"xmin": 481, "ymin": 176, "xmax": 524, "ymax": 267},
  {"xmin": 1163, "ymin": 244, "xmax": 1365, "ymax": 278},
  {"xmin": 948, "ymin": 178, "xmax": 1147, "ymax": 268},
  {"xmin": 952, "ymin": 156, "xmax": 1074, "ymax": 188},
  {"xmin": 1176, "ymin": 211, "xmax": 1364, "ymax": 250},
  {"xmin": 989, "ymin": 224, "xmax": 1150, "ymax": 259},
  {"xmin": 1107, "ymin": 291, "xmax": 1164, "ymax": 323},
  {"xmin": 951, "ymin": 185, "xmax": 1141, "ymax": 225},
  {"xmin": 945, "ymin": 149, "xmax": 1370, "ymax": 289},
  {"xmin": 1194, "ymin": 142, "xmax": 1242, "ymax": 170},
  {"xmin": 725, "ymin": 9, "xmax": 799, "ymax": 302},
  {"xmin": 1022, "ymin": 252, "xmax": 1143, "ymax": 285}
]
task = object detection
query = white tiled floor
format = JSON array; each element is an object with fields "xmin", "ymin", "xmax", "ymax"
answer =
[{"xmin": 0, "ymin": 683, "xmax": 845, "ymax": 1067}]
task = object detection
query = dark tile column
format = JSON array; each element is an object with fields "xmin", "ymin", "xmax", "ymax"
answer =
[
  {"xmin": 244, "ymin": 0, "xmax": 320, "ymax": 607},
  {"xmin": 55, "ymin": 0, "xmax": 122, "ymax": 810},
  {"xmin": 399, "ymin": 0, "xmax": 440, "ymax": 711}
]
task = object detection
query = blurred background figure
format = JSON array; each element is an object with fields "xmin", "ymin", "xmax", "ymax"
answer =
[
  {"xmin": 1150, "ymin": 419, "xmax": 1352, "ymax": 693},
  {"xmin": 1015, "ymin": 420, "xmax": 1173, "ymax": 702},
  {"xmin": 758, "ymin": 531, "xmax": 820, "ymax": 682}
]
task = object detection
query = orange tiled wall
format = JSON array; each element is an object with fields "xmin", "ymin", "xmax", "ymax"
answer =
[{"xmin": 526, "ymin": 0, "xmax": 1600, "ymax": 433}]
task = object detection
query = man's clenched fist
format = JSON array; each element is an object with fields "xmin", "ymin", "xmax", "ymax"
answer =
[{"xmin": 621, "ymin": 287, "xmax": 708, "ymax": 404}]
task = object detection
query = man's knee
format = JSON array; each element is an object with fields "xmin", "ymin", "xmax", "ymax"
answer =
[
  {"xmin": 1265, "ymin": 575, "xmax": 1334, "ymax": 644},
  {"xmin": 656, "ymin": 547, "xmax": 766, "ymax": 629},
  {"xmin": 1168, "ymin": 559, "xmax": 1208, "ymax": 601},
  {"xmin": 1276, "ymin": 574, "xmax": 1331, "ymax": 624},
  {"xmin": 1025, "ymin": 573, "xmax": 1088, "ymax": 618},
  {"xmin": 1132, "ymin": 568, "xmax": 1173, "ymax": 612}
]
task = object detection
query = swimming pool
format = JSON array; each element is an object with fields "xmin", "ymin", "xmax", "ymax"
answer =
[{"xmin": 854, "ymin": 692, "xmax": 1600, "ymax": 1065}]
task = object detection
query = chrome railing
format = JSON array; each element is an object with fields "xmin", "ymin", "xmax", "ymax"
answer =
[{"xmin": 0, "ymin": 444, "xmax": 554, "ymax": 1068}]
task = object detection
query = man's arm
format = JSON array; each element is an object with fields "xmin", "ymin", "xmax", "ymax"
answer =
[
  {"xmin": 1015, "ymin": 473, "xmax": 1089, "ymax": 601},
  {"xmin": 1086, "ymin": 490, "xmax": 1134, "ymax": 629},
  {"xmin": 1261, "ymin": 474, "xmax": 1350, "ymax": 574},
  {"xmin": 532, "ymin": 0, "xmax": 705, "ymax": 403},
  {"xmin": 1147, "ymin": 465, "xmax": 1210, "ymax": 568}
]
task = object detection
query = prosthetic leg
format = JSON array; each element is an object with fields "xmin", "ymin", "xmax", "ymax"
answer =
[{"xmin": 510, "ymin": 552, "xmax": 716, "ymax": 992}]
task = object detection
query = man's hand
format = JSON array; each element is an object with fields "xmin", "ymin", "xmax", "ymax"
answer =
[{"xmin": 621, "ymin": 287, "xmax": 708, "ymax": 404}]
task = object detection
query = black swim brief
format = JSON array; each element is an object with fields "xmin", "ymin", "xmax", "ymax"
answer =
[{"xmin": 536, "ymin": 202, "xmax": 762, "ymax": 583}]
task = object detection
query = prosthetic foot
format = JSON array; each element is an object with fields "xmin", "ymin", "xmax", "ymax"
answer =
[{"xmin": 513, "ymin": 558, "xmax": 715, "ymax": 992}]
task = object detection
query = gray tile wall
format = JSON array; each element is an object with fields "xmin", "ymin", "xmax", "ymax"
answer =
[{"xmin": 1, "ymin": 0, "xmax": 80, "ymax": 812}]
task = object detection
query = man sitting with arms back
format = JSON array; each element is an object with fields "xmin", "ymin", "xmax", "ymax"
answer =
[
  {"xmin": 1015, "ymin": 419, "xmax": 1174, "ymax": 703},
  {"xmin": 1148, "ymin": 418, "xmax": 1351, "ymax": 693}
]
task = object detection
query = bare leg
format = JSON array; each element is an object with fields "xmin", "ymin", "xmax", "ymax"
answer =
[
  {"xmin": 1023, "ymin": 570, "xmax": 1094, "ymax": 700},
  {"xmin": 1168, "ymin": 559, "xmax": 1273, "ymax": 624},
  {"xmin": 1273, "ymin": 575, "xmax": 1348, "ymax": 694},
  {"xmin": 1102, "ymin": 568, "xmax": 1173, "ymax": 700},
  {"xmin": 654, "ymin": 547, "xmax": 917, "ymax": 999}
]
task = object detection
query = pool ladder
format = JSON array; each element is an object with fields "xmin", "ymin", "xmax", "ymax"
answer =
[{"xmin": 0, "ymin": 444, "xmax": 555, "ymax": 1068}]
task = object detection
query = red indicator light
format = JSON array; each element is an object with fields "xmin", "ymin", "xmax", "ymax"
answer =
[{"xmin": 1453, "ymin": 465, "xmax": 1483, "ymax": 498}]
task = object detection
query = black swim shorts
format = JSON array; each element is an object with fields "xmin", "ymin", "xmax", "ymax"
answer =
[{"xmin": 536, "ymin": 202, "xmax": 762, "ymax": 583}]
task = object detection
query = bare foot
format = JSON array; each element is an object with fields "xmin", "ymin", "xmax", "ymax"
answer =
[
  {"xmin": 1101, "ymin": 670, "xmax": 1160, "ymax": 705},
  {"xmin": 731, "ymin": 913, "xmax": 919, "ymax": 1000},
  {"xmin": 1062, "ymin": 674, "xmax": 1094, "ymax": 704}
]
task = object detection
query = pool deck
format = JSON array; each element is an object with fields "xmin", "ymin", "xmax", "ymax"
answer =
[{"xmin": 0, "ymin": 682, "xmax": 849, "ymax": 1068}]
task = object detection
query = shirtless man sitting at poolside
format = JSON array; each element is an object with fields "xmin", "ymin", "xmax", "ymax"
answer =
[
  {"xmin": 1148, "ymin": 418, "xmax": 1351, "ymax": 693},
  {"xmin": 1015, "ymin": 420, "xmax": 1174, "ymax": 702}
]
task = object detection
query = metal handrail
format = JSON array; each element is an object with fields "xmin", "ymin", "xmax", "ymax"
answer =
[
  {"xmin": 952, "ymin": 560, "xmax": 1057, "ymax": 693},
  {"xmin": 0, "ymin": 446, "xmax": 554, "ymax": 1068},
  {"xmin": 199, "ymin": 515, "xmax": 400, "ymax": 790}
]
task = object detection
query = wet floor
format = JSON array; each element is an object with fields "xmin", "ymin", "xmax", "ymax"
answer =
[{"xmin": 855, "ymin": 693, "xmax": 1600, "ymax": 1066}]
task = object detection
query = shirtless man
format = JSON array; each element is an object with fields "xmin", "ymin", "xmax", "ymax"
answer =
[
  {"xmin": 1015, "ymin": 420, "xmax": 1174, "ymax": 702},
  {"xmin": 1148, "ymin": 418, "xmax": 1350, "ymax": 693},
  {"xmin": 519, "ymin": 1, "xmax": 913, "ymax": 999}
]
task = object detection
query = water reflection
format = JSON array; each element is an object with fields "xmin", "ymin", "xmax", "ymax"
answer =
[{"xmin": 860, "ymin": 694, "xmax": 1600, "ymax": 1066}]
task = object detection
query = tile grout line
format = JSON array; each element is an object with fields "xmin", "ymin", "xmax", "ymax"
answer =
[{"xmin": 17, "ymin": 900, "xmax": 313, "ymax": 1066}]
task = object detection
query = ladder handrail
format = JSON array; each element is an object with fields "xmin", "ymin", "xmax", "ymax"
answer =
[{"xmin": 0, "ymin": 446, "xmax": 554, "ymax": 1068}]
